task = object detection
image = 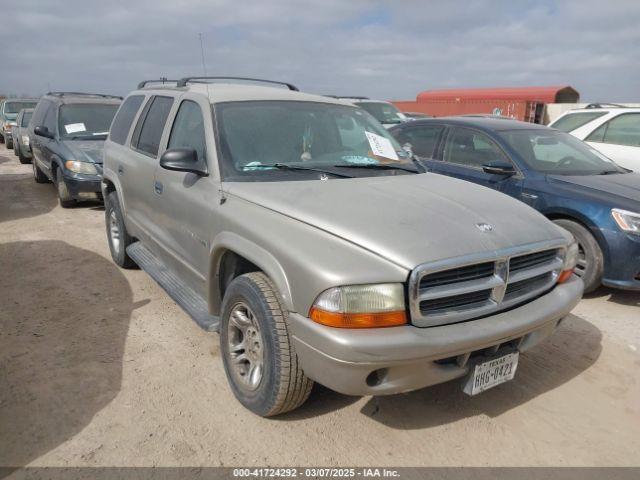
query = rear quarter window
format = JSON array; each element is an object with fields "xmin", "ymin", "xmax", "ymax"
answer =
[
  {"xmin": 110, "ymin": 95, "xmax": 144, "ymax": 145},
  {"xmin": 131, "ymin": 96, "xmax": 174, "ymax": 157},
  {"xmin": 551, "ymin": 112, "xmax": 607, "ymax": 132}
]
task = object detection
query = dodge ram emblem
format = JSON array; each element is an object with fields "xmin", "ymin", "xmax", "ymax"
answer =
[{"xmin": 476, "ymin": 222, "xmax": 494, "ymax": 233}]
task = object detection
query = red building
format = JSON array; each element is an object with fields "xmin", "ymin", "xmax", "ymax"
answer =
[{"xmin": 392, "ymin": 86, "xmax": 579, "ymax": 124}]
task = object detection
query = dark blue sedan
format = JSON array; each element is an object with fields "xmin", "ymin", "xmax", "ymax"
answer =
[{"xmin": 390, "ymin": 117, "xmax": 640, "ymax": 292}]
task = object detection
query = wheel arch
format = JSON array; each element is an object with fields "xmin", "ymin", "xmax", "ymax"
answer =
[
  {"xmin": 543, "ymin": 208, "xmax": 609, "ymax": 260},
  {"xmin": 209, "ymin": 232, "xmax": 293, "ymax": 317}
]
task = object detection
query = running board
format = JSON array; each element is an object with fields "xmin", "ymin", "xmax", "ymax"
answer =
[{"xmin": 127, "ymin": 242, "xmax": 220, "ymax": 332}]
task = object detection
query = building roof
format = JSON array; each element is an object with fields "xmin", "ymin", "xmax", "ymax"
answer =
[{"xmin": 416, "ymin": 86, "xmax": 580, "ymax": 103}]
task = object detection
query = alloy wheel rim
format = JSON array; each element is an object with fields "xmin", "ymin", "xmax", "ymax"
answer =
[
  {"xmin": 109, "ymin": 211, "xmax": 121, "ymax": 254},
  {"xmin": 574, "ymin": 242, "xmax": 588, "ymax": 277},
  {"xmin": 227, "ymin": 302, "xmax": 264, "ymax": 391}
]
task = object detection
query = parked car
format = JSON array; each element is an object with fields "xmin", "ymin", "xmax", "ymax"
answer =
[
  {"xmin": 328, "ymin": 96, "xmax": 409, "ymax": 128},
  {"xmin": 11, "ymin": 108, "xmax": 34, "ymax": 163},
  {"xmin": 102, "ymin": 77, "xmax": 582, "ymax": 416},
  {"xmin": 0, "ymin": 98, "xmax": 38, "ymax": 148},
  {"xmin": 390, "ymin": 117, "xmax": 640, "ymax": 292},
  {"xmin": 28, "ymin": 92, "xmax": 121, "ymax": 207},
  {"xmin": 549, "ymin": 105, "xmax": 640, "ymax": 171}
]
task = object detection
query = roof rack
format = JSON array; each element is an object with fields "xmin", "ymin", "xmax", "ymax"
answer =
[
  {"xmin": 325, "ymin": 95, "xmax": 370, "ymax": 100},
  {"xmin": 175, "ymin": 76, "xmax": 299, "ymax": 91},
  {"xmin": 584, "ymin": 103, "xmax": 625, "ymax": 109},
  {"xmin": 137, "ymin": 78, "xmax": 179, "ymax": 89},
  {"xmin": 47, "ymin": 91, "xmax": 123, "ymax": 100}
]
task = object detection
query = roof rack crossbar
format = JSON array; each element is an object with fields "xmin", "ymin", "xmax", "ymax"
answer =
[
  {"xmin": 47, "ymin": 91, "xmax": 123, "ymax": 100},
  {"xmin": 584, "ymin": 102, "xmax": 625, "ymax": 109},
  {"xmin": 137, "ymin": 78, "xmax": 179, "ymax": 89},
  {"xmin": 176, "ymin": 76, "xmax": 299, "ymax": 91}
]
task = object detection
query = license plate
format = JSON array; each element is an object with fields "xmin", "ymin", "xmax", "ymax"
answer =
[{"xmin": 463, "ymin": 351, "xmax": 519, "ymax": 396}]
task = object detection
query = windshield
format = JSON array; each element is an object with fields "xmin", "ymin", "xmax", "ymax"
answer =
[
  {"xmin": 355, "ymin": 101, "xmax": 406, "ymax": 125},
  {"xmin": 58, "ymin": 103, "xmax": 119, "ymax": 139},
  {"xmin": 216, "ymin": 101, "xmax": 413, "ymax": 181},
  {"xmin": 4, "ymin": 101, "xmax": 38, "ymax": 115},
  {"xmin": 501, "ymin": 129, "xmax": 626, "ymax": 175},
  {"xmin": 21, "ymin": 111, "xmax": 33, "ymax": 127}
]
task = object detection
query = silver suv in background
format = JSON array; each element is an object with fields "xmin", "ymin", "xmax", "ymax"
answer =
[
  {"xmin": 328, "ymin": 96, "xmax": 408, "ymax": 128},
  {"xmin": 103, "ymin": 77, "xmax": 583, "ymax": 416}
]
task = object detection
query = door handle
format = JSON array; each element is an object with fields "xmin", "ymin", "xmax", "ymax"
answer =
[
  {"xmin": 154, "ymin": 181, "xmax": 163, "ymax": 194},
  {"xmin": 521, "ymin": 192, "xmax": 538, "ymax": 200},
  {"xmin": 117, "ymin": 165, "xmax": 124, "ymax": 176}
]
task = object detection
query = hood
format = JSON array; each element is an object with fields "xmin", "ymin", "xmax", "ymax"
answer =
[
  {"xmin": 64, "ymin": 140, "xmax": 105, "ymax": 164},
  {"xmin": 224, "ymin": 174, "xmax": 566, "ymax": 270},
  {"xmin": 549, "ymin": 173, "xmax": 640, "ymax": 205}
]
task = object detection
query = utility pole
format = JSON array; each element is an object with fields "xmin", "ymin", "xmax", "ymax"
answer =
[{"xmin": 199, "ymin": 33, "xmax": 208, "ymax": 76}]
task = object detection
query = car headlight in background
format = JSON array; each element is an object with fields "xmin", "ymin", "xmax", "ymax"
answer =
[
  {"xmin": 21, "ymin": 135, "xmax": 29, "ymax": 146},
  {"xmin": 65, "ymin": 160, "xmax": 98, "ymax": 175},
  {"xmin": 557, "ymin": 241, "xmax": 579, "ymax": 284},
  {"xmin": 309, "ymin": 283, "xmax": 407, "ymax": 328},
  {"xmin": 611, "ymin": 208, "xmax": 640, "ymax": 235}
]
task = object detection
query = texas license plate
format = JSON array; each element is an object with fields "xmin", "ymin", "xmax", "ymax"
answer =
[{"xmin": 463, "ymin": 351, "xmax": 519, "ymax": 396}]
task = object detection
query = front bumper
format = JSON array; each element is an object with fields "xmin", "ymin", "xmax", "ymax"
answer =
[
  {"xmin": 602, "ymin": 229, "xmax": 640, "ymax": 290},
  {"xmin": 289, "ymin": 275, "xmax": 583, "ymax": 396},
  {"xmin": 62, "ymin": 172, "xmax": 103, "ymax": 201}
]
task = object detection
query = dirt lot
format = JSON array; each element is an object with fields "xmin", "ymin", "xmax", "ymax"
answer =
[{"xmin": 1, "ymin": 142, "xmax": 639, "ymax": 468}]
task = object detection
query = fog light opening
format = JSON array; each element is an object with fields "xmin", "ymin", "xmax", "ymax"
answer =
[{"xmin": 366, "ymin": 368, "xmax": 388, "ymax": 387}]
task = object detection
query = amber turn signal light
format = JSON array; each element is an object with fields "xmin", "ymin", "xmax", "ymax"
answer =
[
  {"xmin": 309, "ymin": 307, "xmax": 407, "ymax": 328},
  {"xmin": 557, "ymin": 269, "xmax": 574, "ymax": 284}
]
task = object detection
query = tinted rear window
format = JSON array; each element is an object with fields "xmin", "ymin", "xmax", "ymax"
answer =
[
  {"xmin": 133, "ymin": 96, "xmax": 174, "ymax": 156},
  {"xmin": 110, "ymin": 95, "xmax": 144, "ymax": 145},
  {"xmin": 550, "ymin": 112, "xmax": 607, "ymax": 132}
]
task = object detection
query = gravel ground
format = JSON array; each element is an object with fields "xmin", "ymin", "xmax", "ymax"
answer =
[{"xmin": 0, "ymin": 143, "xmax": 639, "ymax": 468}]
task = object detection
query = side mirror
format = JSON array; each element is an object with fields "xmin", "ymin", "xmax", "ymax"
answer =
[
  {"xmin": 34, "ymin": 125, "xmax": 54, "ymax": 139},
  {"xmin": 159, "ymin": 148, "xmax": 207, "ymax": 175},
  {"xmin": 482, "ymin": 161, "xmax": 516, "ymax": 176},
  {"xmin": 402, "ymin": 142, "xmax": 413, "ymax": 156}
]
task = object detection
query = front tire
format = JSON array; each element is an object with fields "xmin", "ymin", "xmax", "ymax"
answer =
[
  {"xmin": 6, "ymin": 137, "xmax": 13, "ymax": 149},
  {"xmin": 105, "ymin": 190, "xmax": 137, "ymax": 268},
  {"xmin": 55, "ymin": 166, "xmax": 76, "ymax": 208},
  {"xmin": 553, "ymin": 219, "xmax": 603, "ymax": 293},
  {"xmin": 13, "ymin": 141, "xmax": 20, "ymax": 157},
  {"xmin": 32, "ymin": 159, "xmax": 48, "ymax": 182},
  {"xmin": 220, "ymin": 272, "xmax": 313, "ymax": 417}
]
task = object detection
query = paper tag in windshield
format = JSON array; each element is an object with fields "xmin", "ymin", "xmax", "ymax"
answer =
[
  {"xmin": 365, "ymin": 131, "xmax": 399, "ymax": 160},
  {"xmin": 65, "ymin": 123, "xmax": 86, "ymax": 134}
]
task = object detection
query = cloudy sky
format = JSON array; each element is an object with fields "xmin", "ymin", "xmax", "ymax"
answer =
[{"xmin": 1, "ymin": 0, "xmax": 639, "ymax": 102}]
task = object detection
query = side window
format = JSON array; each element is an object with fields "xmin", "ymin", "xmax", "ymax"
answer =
[
  {"xmin": 395, "ymin": 126, "xmax": 444, "ymax": 159},
  {"xmin": 587, "ymin": 113, "xmax": 640, "ymax": 147},
  {"xmin": 110, "ymin": 95, "xmax": 144, "ymax": 145},
  {"xmin": 168, "ymin": 100, "xmax": 206, "ymax": 161},
  {"xmin": 132, "ymin": 96, "xmax": 174, "ymax": 157},
  {"xmin": 443, "ymin": 128, "xmax": 509, "ymax": 168},
  {"xmin": 42, "ymin": 104, "xmax": 57, "ymax": 134},
  {"xmin": 551, "ymin": 112, "xmax": 607, "ymax": 133},
  {"xmin": 31, "ymin": 100, "xmax": 49, "ymax": 128}
]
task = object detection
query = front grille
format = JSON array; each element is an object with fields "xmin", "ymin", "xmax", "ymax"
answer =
[
  {"xmin": 409, "ymin": 244, "xmax": 564, "ymax": 327},
  {"xmin": 420, "ymin": 262, "xmax": 495, "ymax": 289}
]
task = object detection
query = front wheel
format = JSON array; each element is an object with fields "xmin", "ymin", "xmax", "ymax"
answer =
[
  {"xmin": 220, "ymin": 272, "xmax": 313, "ymax": 416},
  {"xmin": 6, "ymin": 137, "xmax": 13, "ymax": 149},
  {"xmin": 32, "ymin": 159, "xmax": 48, "ymax": 182},
  {"xmin": 55, "ymin": 167, "xmax": 76, "ymax": 208},
  {"xmin": 552, "ymin": 219, "xmax": 603, "ymax": 293}
]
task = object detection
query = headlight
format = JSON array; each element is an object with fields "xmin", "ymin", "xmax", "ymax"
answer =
[
  {"xmin": 558, "ymin": 241, "xmax": 579, "ymax": 284},
  {"xmin": 65, "ymin": 160, "xmax": 98, "ymax": 175},
  {"xmin": 611, "ymin": 208, "xmax": 640, "ymax": 234},
  {"xmin": 309, "ymin": 283, "xmax": 407, "ymax": 328},
  {"xmin": 21, "ymin": 135, "xmax": 29, "ymax": 146}
]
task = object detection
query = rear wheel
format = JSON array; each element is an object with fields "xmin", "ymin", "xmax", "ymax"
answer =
[
  {"xmin": 32, "ymin": 159, "xmax": 48, "ymax": 182},
  {"xmin": 552, "ymin": 219, "xmax": 603, "ymax": 293},
  {"xmin": 220, "ymin": 272, "xmax": 313, "ymax": 416},
  {"xmin": 105, "ymin": 190, "xmax": 136, "ymax": 268},
  {"xmin": 55, "ymin": 166, "xmax": 76, "ymax": 208}
]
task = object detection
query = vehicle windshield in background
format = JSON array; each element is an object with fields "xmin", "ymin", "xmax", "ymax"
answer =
[
  {"xmin": 4, "ymin": 101, "xmax": 38, "ymax": 114},
  {"xmin": 58, "ymin": 104, "xmax": 119, "ymax": 139},
  {"xmin": 356, "ymin": 102, "xmax": 407, "ymax": 125},
  {"xmin": 216, "ymin": 101, "xmax": 412, "ymax": 181},
  {"xmin": 550, "ymin": 112, "xmax": 607, "ymax": 132},
  {"xmin": 501, "ymin": 129, "xmax": 627, "ymax": 175},
  {"xmin": 21, "ymin": 111, "xmax": 33, "ymax": 127}
]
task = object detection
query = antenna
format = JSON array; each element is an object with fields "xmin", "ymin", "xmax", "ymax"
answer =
[{"xmin": 198, "ymin": 33, "xmax": 208, "ymax": 76}]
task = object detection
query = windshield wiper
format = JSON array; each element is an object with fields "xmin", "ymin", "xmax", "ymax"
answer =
[
  {"xmin": 333, "ymin": 163, "xmax": 420, "ymax": 173},
  {"xmin": 598, "ymin": 170, "xmax": 620, "ymax": 175},
  {"xmin": 246, "ymin": 163, "xmax": 354, "ymax": 178}
]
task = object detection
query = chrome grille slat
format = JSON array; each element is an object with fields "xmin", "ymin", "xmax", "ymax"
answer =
[{"xmin": 409, "ymin": 241, "xmax": 566, "ymax": 328}]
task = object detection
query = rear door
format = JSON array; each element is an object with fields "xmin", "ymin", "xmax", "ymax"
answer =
[
  {"xmin": 152, "ymin": 96, "xmax": 218, "ymax": 296},
  {"xmin": 584, "ymin": 113, "xmax": 640, "ymax": 171},
  {"xmin": 30, "ymin": 100, "xmax": 52, "ymax": 173},
  {"xmin": 125, "ymin": 95, "xmax": 175, "ymax": 240}
]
